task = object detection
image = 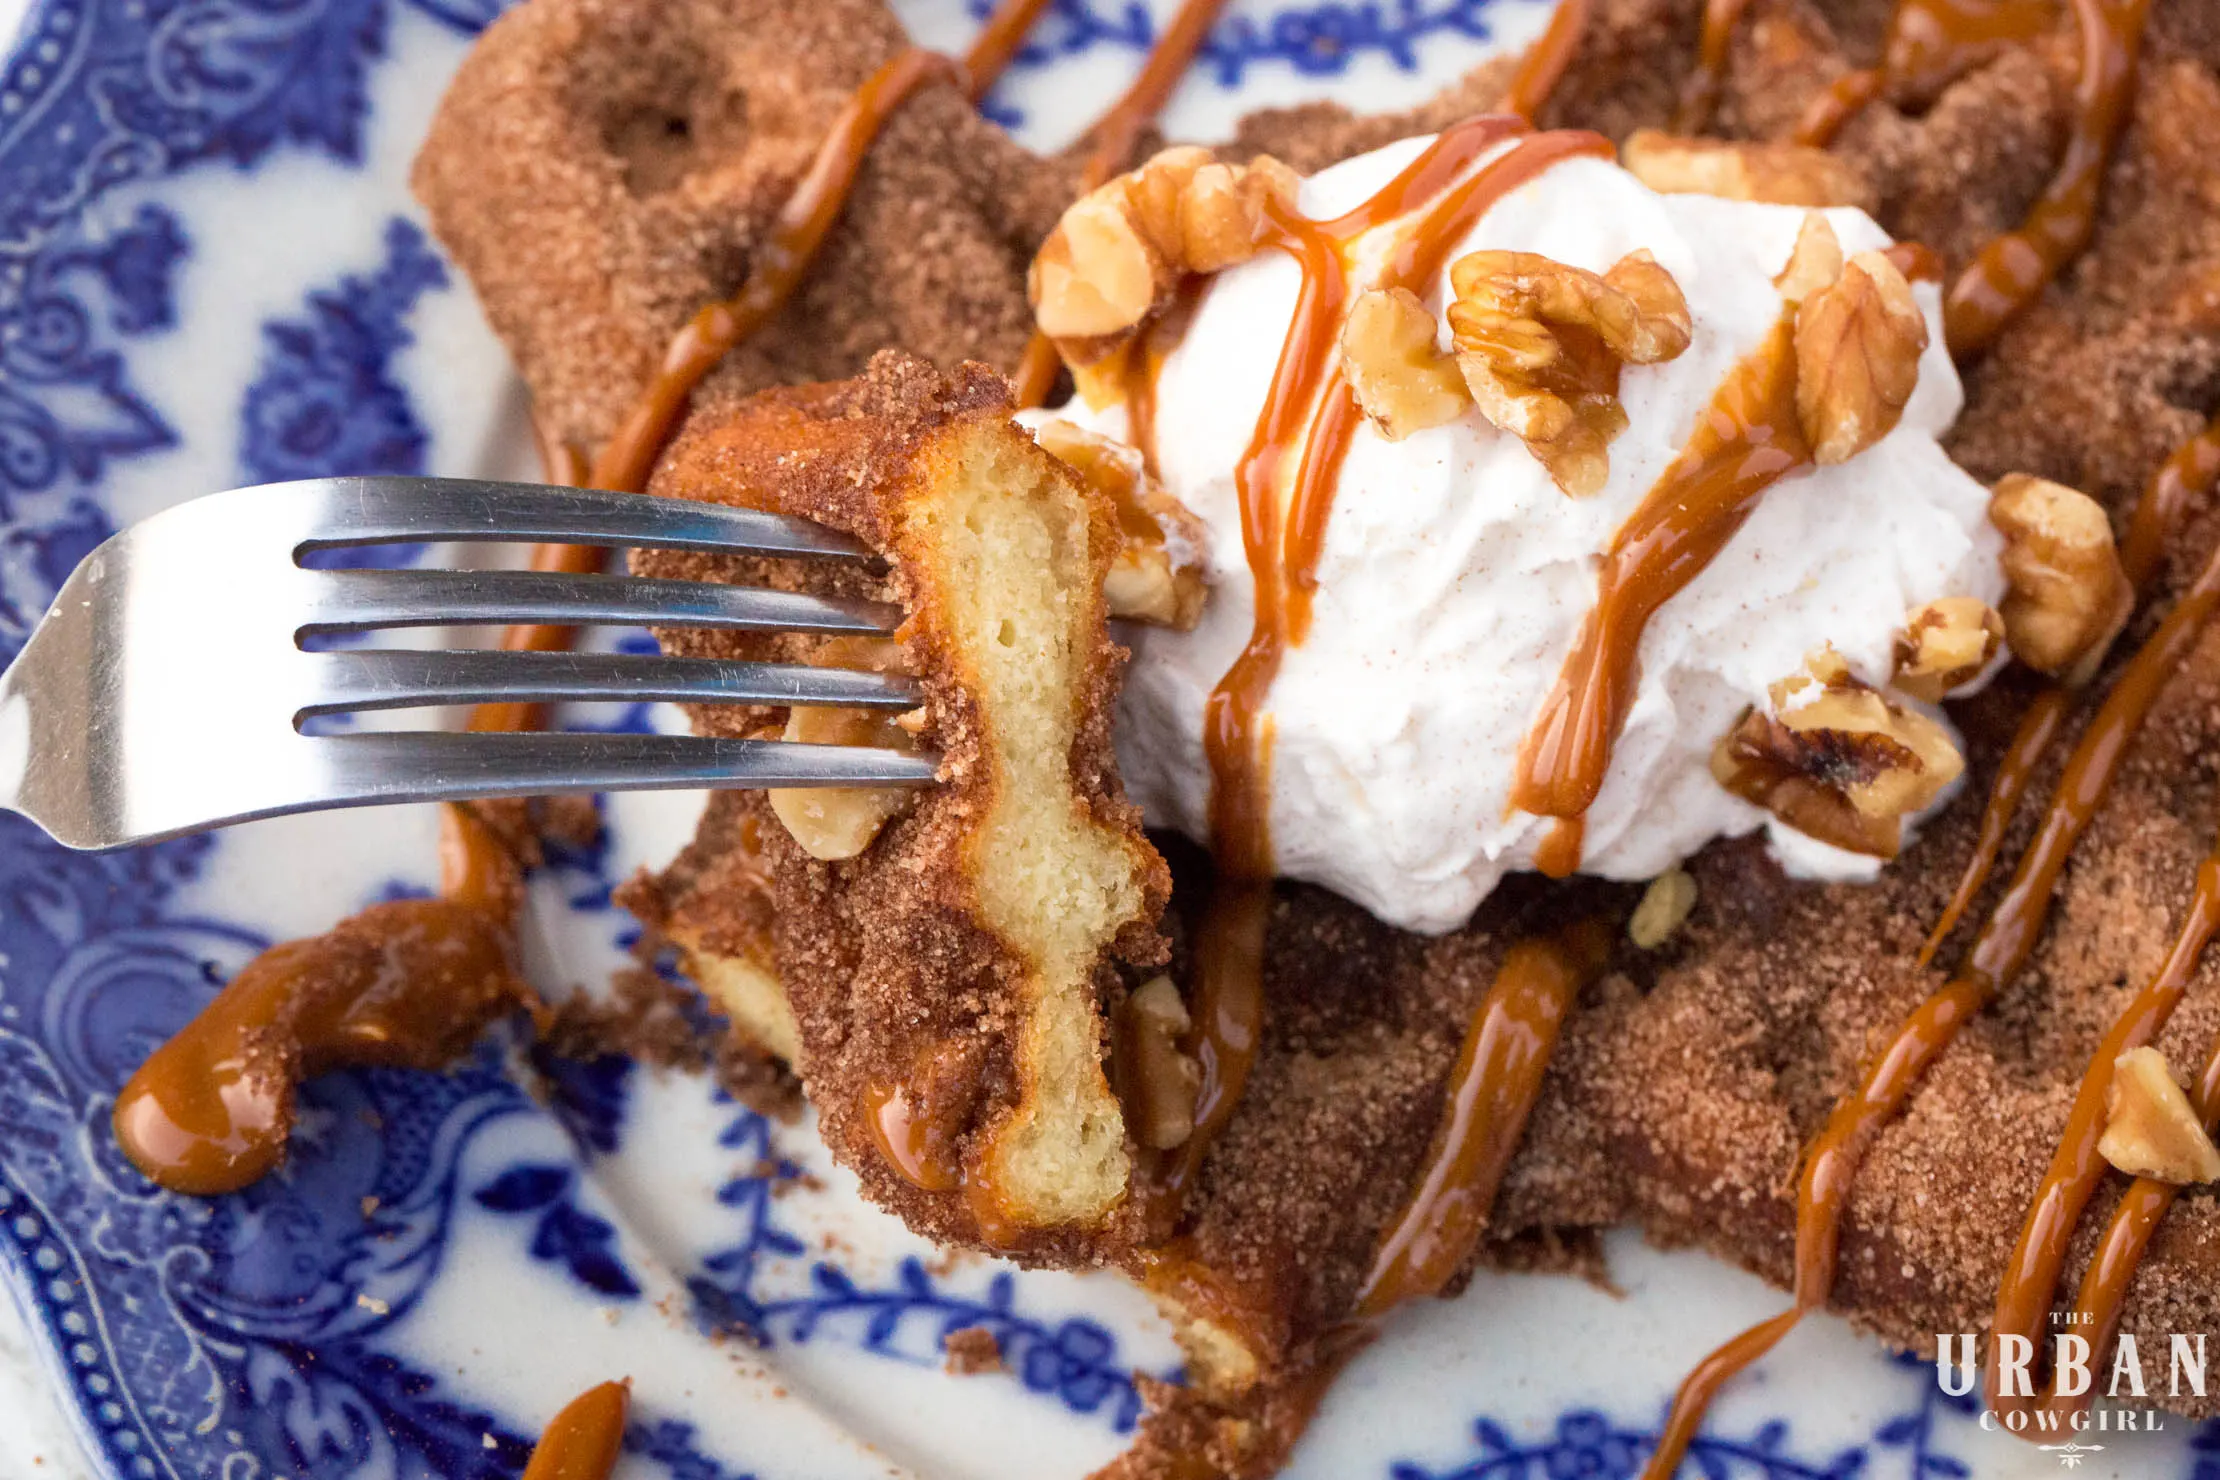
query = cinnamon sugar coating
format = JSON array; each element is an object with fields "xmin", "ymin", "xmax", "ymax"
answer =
[
  {"xmin": 411, "ymin": 0, "xmax": 1076, "ymax": 452},
  {"xmin": 633, "ymin": 353, "xmax": 1169, "ymax": 1259}
]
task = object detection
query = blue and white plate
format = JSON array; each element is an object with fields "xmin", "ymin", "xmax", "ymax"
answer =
[{"xmin": 0, "ymin": 0, "xmax": 2200, "ymax": 1474}]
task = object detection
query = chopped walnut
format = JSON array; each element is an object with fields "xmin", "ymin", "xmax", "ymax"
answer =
[
  {"xmin": 2099, "ymin": 1047, "xmax": 2220, "ymax": 1185},
  {"xmin": 1342, "ymin": 287, "xmax": 1473, "ymax": 441},
  {"xmin": 1446, "ymin": 248, "xmax": 1693, "ymax": 496},
  {"xmin": 1033, "ymin": 419, "xmax": 1208, "ymax": 630},
  {"xmin": 766, "ymin": 637, "xmax": 921, "ymax": 861},
  {"xmin": 1894, "ymin": 597, "xmax": 2004, "ymax": 703},
  {"xmin": 1179, "ymin": 155, "xmax": 1301, "ymax": 273},
  {"xmin": 1989, "ymin": 474, "xmax": 2134, "ymax": 686},
  {"xmin": 1621, "ymin": 130, "xmax": 1869, "ymax": 208},
  {"xmin": 1030, "ymin": 149, "xmax": 1298, "ymax": 403},
  {"xmin": 1711, "ymin": 649, "xmax": 1965, "ymax": 858},
  {"xmin": 1629, "ymin": 868, "xmax": 1699, "ymax": 950},
  {"xmin": 1775, "ymin": 213, "xmax": 1845, "ymax": 305},
  {"xmin": 1115, "ymin": 976, "xmax": 1202, "ymax": 1150},
  {"xmin": 1794, "ymin": 249, "xmax": 1927, "ymax": 465}
]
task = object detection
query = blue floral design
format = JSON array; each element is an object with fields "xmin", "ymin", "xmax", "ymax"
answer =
[
  {"xmin": 624, "ymin": 1407, "xmax": 760, "ymax": 1480},
  {"xmin": 972, "ymin": 0, "xmax": 1508, "ymax": 95},
  {"xmin": 1394, "ymin": 1407, "xmax": 1865, "ymax": 1480},
  {"xmin": 239, "ymin": 215, "xmax": 448, "ymax": 493},
  {"xmin": 472, "ymin": 1161, "xmax": 643, "ymax": 1300},
  {"xmin": 536, "ymin": 1049, "xmax": 634, "ymax": 1157},
  {"xmin": 685, "ymin": 1099, "xmax": 1155, "ymax": 1433}
]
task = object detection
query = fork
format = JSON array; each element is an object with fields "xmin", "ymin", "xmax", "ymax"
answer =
[{"xmin": 0, "ymin": 477, "xmax": 940, "ymax": 851}]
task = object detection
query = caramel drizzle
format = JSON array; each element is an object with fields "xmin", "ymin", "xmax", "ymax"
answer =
[
  {"xmin": 1915, "ymin": 684, "xmax": 2071, "ymax": 966},
  {"xmin": 1206, "ymin": 119, "xmax": 1603, "ymax": 877},
  {"xmin": 1942, "ymin": 0, "xmax": 2151, "ymax": 355},
  {"xmin": 1982, "ymin": 845, "xmax": 2220, "ymax": 1423},
  {"xmin": 1639, "ymin": 423, "xmax": 2220, "ymax": 1478},
  {"xmin": 1499, "ymin": 0, "xmax": 1590, "ymax": 123},
  {"xmin": 1510, "ymin": 310, "xmax": 1809, "ymax": 877},
  {"xmin": 595, "ymin": 47, "xmax": 969, "ymax": 492},
  {"xmin": 1154, "ymin": 121, "xmax": 1612, "ymax": 1218},
  {"xmin": 1153, "ymin": 879, "xmax": 1270, "ymax": 1207},
  {"xmin": 1354, "ymin": 922, "xmax": 1611, "ymax": 1317},
  {"xmin": 1700, "ymin": 0, "xmax": 2145, "ymax": 355},
  {"xmin": 523, "ymin": 1381, "xmax": 630, "ymax": 1480},
  {"xmin": 1788, "ymin": 0, "xmax": 2057, "ymax": 146}
]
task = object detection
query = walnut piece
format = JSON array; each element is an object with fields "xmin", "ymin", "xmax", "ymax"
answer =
[
  {"xmin": 1446, "ymin": 248, "xmax": 1693, "ymax": 496},
  {"xmin": 766, "ymin": 637, "xmax": 921, "ymax": 861},
  {"xmin": 1033, "ymin": 419, "xmax": 1208, "ymax": 630},
  {"xmin": 1989, "ymin": 473, "xmax": 2134, "ymax": 686},
  {"xmin": 1114, "ymin": 976, "xmax": 1202, "ymax": 1150},
  {"xmin": 1621, "ymin": 130, "xmax": 1869, "ymax": 208},
  {"xmin": 1629, "ymin": 868, "xmax": 1699, "ymax": 950},
  {"xmin": 1775, "ymin": 213, "xmax": 1845, "ymax": 305},
  {"xmin": 1711, "ymin": 649, "xmax": 1964, "ymax": 858},
  {"xmin": 1030, "ymin": 149, "xmax": 1298, "ymax": 402},
  {"xmin": 1894, "ymin": 596, "xmax": 2004, "ymax": 703},
  {"xmin": 1794, "ymin": 249, "xmax": 1927, "ymax": 465},
  {"xmin": 1343, "ymin": 287, "xmax": 1473, "ymax": 441},
  {"xmin": 2099, "ymin": 1047, "xmax": 2220, "ymax": 1185}
]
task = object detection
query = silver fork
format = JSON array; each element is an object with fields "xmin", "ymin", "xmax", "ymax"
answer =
[{"xmin": 0, "ymin": 477, "xmax": 939, "ymax": 851}]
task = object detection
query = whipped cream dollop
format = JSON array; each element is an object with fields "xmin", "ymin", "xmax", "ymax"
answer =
[{"xmin": 1060, "ymin": 134, "xmax": 2006, "ymax": 935}]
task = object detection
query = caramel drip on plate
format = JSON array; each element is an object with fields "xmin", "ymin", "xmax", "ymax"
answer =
[
  {"xmin": 1640, "ymin": 473, "xmax": 2220, "ymax": 1478},
  {"xmin": 113, "ymin": 808, "xmax": 532, "ymax": 1195},
  {"xmin": 1353, "ymin": 923, "xmax": 1611, "ymax": 1317},
  {"xmin": 1943, "ymin": 0, "xmax": 2151, "ymax": 355},
  {"xmin": 1920, "ymin": 411, "xmax": 2220, "ymax": 965},
  {"xmin": 1080, "ymin": 0, "xmax": 1237, "ymax": 187},
  {"xmin": 1510, "ymin": 311, "xmax": 1809, "ymax": 876},
  {"xmin": 523, "ymin": 1382, "xmax": 630, "ymax": 1480}
]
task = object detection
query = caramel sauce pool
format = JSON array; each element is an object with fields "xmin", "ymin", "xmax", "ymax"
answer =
[
  {"xmin": 114, "ymin": 811, "xmax": 531, "ymax": 1195},
  {"xmin": 523, "ymin": 1382, "xmax": 629, "ymax": 1480}
]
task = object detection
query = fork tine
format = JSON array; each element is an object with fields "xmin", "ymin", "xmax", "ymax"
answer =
[
  {"xmin": 301, "ymin": 568, "xmax": 901, "ymax": 638},
  {"xmin": 301, "ymin": 650, "xmax": 922, "ymax": 717},
  {"xmin": 293, "ymin": 476, "xmax": 875, "ymax": 561},
  {"xmin": 307, "ymin": 732, "xmax": 940, "ymax": 814}
]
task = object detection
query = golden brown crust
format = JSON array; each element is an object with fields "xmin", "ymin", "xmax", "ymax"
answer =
[{"xmin": 635, "ymin": 352, "xmax": 1169, "ymax": 1260}]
